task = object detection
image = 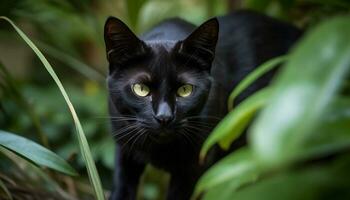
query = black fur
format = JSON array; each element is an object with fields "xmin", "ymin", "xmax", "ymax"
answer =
[{"xmin": 104, "ymin": 10, "xmax": 302, "ymax": 200}]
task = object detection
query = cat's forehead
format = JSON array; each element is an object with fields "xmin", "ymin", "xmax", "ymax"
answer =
[
  {"xmin": 142, "ymin": 41, "xmax": 178, "ymax": 79},
  {"xmin": 118, "ymin": 41, "xmax": 202, "ymax": 83},
  {"xmin": 146, "ymin": 40, "xmax": 177, "ymax": 52}
]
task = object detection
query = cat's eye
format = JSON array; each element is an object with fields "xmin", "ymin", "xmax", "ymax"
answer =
[
  {"xmin": 132, "ymin": 83, "xmax": 150, "ymax": 97},
  {"xmin": 177, "ymin": 84, "xmax": 193, "ymax": 97}
]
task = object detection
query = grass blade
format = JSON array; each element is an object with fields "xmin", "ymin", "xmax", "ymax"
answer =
[
  {"xmin": 200, "ymin": 88, "xmax": 271, "ymax": 159},
  {"xmin": 0, "ymin": 179, "xmax": 13, "ymax": 200},
  {"xmin": 0, "ymin": 130, "xmax": 77, "ymax": 176},
  {"xmin": 0, "ymin": 16, "xmax": 105, "ymax": 200},
  {"xmin": 227, "ymin": 56, "xmax": 286, "ymax": 111}
]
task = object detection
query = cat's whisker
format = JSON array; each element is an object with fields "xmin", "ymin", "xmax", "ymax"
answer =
[
  {"xmin": 112, "ymin": 123, "xmax": 135, "ymax": 135},
  {"xmin": 185, "ymin": 119, "xmax": 218, "ymax": 123},
  {"xmin": 109, "ymin": 117, "xmax": 138, "ymax": 121},
  {"xmin": 89, "ymin": 116, "xmax": 139, "ymax": 125},
  {"xmin": 183, "ymin": 126, "xmax": 206, "ymax": 138},
  {"xmin": 140, "ymin": 132, "xmax": 148, "ymax": 150},
  {"xmin": 119, "ymin": 129, "xmax": 140, "ymax": 149},
  {"xmin": 181, "ymin": 128, "xmax": 203, "ymax": 148},
  {"xmin": 185, "ymin": 115, "xmax": 221, "ymax": 120},
  {"xmin": 114, "ymin": 128, "xmax": 139, "ymax": 141},
  {"xmin": 138, "ymin": 123, "xmax": 152, "ymax": 129},
  {"xmin": 185, "ymin": 121, "xmax": 217, "ymax": 128},
  {"xmin": 186, "ymin": 124, "xmax": 214, "ymax": 132},
  {"xmin": 183, "ymin": 124, "xmax": 211, "ymax": 135},
  {"xmin": 96, "ymin": 116, "xmax": 135, "ymax": 119},
  {"xmin": 96, "ymin": 115, "xmax": 137, "ymax": 119},
  {"xmin": 112, "ymin": 123, "xmax": 139, "ymax": 138},
  {"xmin": 121, "ymin": 127, "xmax": 144, "ymax": 152},
  {"xmin": 127, "ymin": 128, "xmax": 146, "ymax": 157},
  {"xmin": 179, "ymin": 130, "xmax": 197, "ymax": 149},
  {"xmin": 110, "ymin": 119, "xmax": 140, "ymax": 124}
]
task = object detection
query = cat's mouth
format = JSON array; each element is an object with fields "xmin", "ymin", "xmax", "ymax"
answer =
[{"xmin": 147, "ymin": 127, "xmax": 180, "ymax": 143}]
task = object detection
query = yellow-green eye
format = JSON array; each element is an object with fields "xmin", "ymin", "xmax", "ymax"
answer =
[
  {"xmin": 132, "ymin": 83, "xmax": 150, "ymax": 97},
  {"xmin": 177, "ymin": 84, "xmax": 193, "ymax": 97}
]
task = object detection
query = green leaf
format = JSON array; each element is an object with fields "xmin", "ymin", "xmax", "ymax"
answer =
[
  {"xmin": 194, "ymin": 148, "xmax": 258, "ymax": 199},
  {"xmin": 0, "ymin": 130, "xmax": 77, "ymax": 176},
  {"xmin": 198, "ymin": 97, "xmax": 350, "ymax": 200},
  {"xmin": 125, "ymin": 0, "xmax": 149, "ymax": 32},
  {"xmin": 227, "ymin": 56, "xmax": 286, "ymax": 111},
  {"xmin": 202, "ymin": 175, "xmax": 255, "ymax": 200},
  {"xmin": 0, "ymin": 16, "xmax": 105, "ymax": 199},
  {"xmin": 230, "ymin": 155, "xmax": 350, "ymax": 200},
  {"xmin": 301, "ymin": 97, "xmax": 350, "ymax": 159},
  {"xmin": 200, "ymin": 88, "xmax": 271, "ymax": 159},
  {"xmin": 250, "ymin": 16, "xmax": 350, "ymax": 167}
]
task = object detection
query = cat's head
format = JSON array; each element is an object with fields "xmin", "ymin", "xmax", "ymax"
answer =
[{"xmin": 104, "ymin": 17, "xmax": 219, "ymax": 143}]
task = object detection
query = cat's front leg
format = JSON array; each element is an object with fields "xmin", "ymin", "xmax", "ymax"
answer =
[
  {"xmin": 166, "ymin": 170, "xmax": 199, "ymax": 200},
  {"xmin": 109, "ymin": 148, "xmax": 145, "ymax": 200}
]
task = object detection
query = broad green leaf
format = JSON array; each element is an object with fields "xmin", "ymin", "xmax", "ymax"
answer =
[
  {"xmin": 228, "ymin": 56, "xmax": 286, "ymax": 110},
  {"xmin": 202, "ymin": 175, "xmax": 255, "ymax": 200},
  {"xmin": 230, "ymin": 155, "xmax": 350, "ymax": 200},
  {"xmin": 198, "ymin": 97, "xmax": 350, "ymax": 200},
  {"xmin": 0, "ymin": 130, "xmax": 77, "ymax": 176},
  {"xmin": 194, "ymin": 148, "xmax": 258, "ymax": 199},
  {"xmin": 200, "ymin": 88, "xmax": 271, "ymax": 159},
  {"xmin": 250, "ymin": 16, "xmax": 350, "ymax": 167},
  {"xmin": 301, "ymin": 97, "xmax": 350, "ymax": 159},
  {"xmin": 0, "ymin": 17, "xmax": 105, "ymax": 200}
]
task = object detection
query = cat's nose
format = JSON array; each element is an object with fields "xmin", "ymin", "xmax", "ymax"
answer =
[
  {"xmin": 154, "ymin": 102, "xmax": 174, "ymax": 126},
  {"xmin": 154, "ymin": 113, "xmax": 173, "ymax": 126}
]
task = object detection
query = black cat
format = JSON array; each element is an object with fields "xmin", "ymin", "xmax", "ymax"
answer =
[{"xmin": 104, "ymin": 10, "xmax": 301, "ymax": 200}]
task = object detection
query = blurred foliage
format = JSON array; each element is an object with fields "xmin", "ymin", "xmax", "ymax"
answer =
[
  {"xmin": 0, "ymin": 0, "xmax": 349, "ymax": 200},
  {"xmin": 196, "ymin": 15, "xmax": 350, "ymax": 200}
]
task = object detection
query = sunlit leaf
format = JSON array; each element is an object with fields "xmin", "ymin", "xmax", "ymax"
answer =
[
  {"xmin": 228, "ymin": 56, "xmax": 286, "ymax": 111},
  {"xmin": 301, "ymin": 97, "xmax": 350, "ymax": 159},
  {"xmin": 230, "ymin": 156, "xmax": 350, "ymax": 200},
  {"xmin": 201, "ymin": 88, "xmax": 271, "ymax": 159},
  {"xmin": 250, "ymin": 16, "xmax": 350, "ymax": 167},
  {"xmin": 194, "ymin": 148, "xmax": 258, "ymax": 199}
]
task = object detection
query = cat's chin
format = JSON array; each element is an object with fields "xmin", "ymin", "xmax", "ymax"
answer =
[{"xmin": 148, "ymin": 129, "xmax": 179, "ymax": 143}]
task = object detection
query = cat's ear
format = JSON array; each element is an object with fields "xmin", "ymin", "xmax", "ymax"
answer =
[
  {"xmin": 104, "ymin": 17, "xmax": 148, "ymax": 67},
  {"xmin": 175, "ymin": 18, "xmax": 219, "ymax": 68}
]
